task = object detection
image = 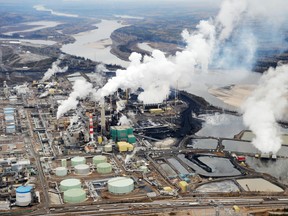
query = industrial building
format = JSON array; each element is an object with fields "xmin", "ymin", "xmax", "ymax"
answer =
[{"xmin": 110, "ymin": 126, "xmax": 136, "ymax": 144}]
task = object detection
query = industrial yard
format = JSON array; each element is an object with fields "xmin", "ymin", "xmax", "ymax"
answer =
[
  {"xmin": 0, "ymin": 0, "xmax": 288, "ymax": 215},
  {"xmin": 0, "ymin": 69, "xmax": 287, "ymax": 216}
]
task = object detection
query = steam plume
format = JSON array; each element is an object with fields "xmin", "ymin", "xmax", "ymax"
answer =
[
  {"xmin": 57, "ymin": 80, "xmax": 94, "ymax": 119},
  {"xmin": 95, "ymin": 0, "xmax": 262, "ymax": 103},
  {"xmin": 42, "ymin": 60, "xmax": 68, "ymax": 82},
  {"xmin": 33, "ymin": 5, "xmax": 79, "ymax": 18},
  {"xmin": 118, "ymin": 115, "xmax": 132, "ymax": 126},
  {"xmin": 242, "ymin": 64, "xmax": 288, "ymax": 154}
]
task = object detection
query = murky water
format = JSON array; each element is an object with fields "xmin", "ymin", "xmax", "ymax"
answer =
[
  {"xmin": 196, "ymin": 113, "xmax": 246, "ymax": 138},
  {"xmin": 187, "ymin": 138, "xmax": 218, "ymax": 150},
  {"xmin": 61, "ymin": 20, "xmax": 129, "ymax": 67}
]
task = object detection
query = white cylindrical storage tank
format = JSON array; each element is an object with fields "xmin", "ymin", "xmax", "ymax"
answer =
[
  {"xmin": 61, "ymin": 159, "xmax": 67, "ymax": 167},
  {"xmin": 71, "ymin": 156, "xmax": 86, "ymax": 166},
  {"xmin": 55, "ymin": 167, "xmax": 67, "ymax": 176},
  {"xmin": 16, "ymin": 185, "xmax": 32, "ymax": 206},
  {"xmin": 75, "ymin": 164, "xmax": 90, "ymax": 175},
  {"xmin": 104, "ymin": 144, "xmax": 113, "ymax": 152},
  {"xmin": 97, "ymin": 162, "xmax": 112, "ymax": 174},
  {"xmin": 60, "ymin": 178, "xmax": 81, "ymax": 191},
  {"xmin": 108, "ymin": 177, "xmax": 134, "ymax": 195},
  {"xmin": 93, "ymin": 155, "xmax": 107, "ymax": 165},
  {"xmin": 64, "ymin": 188, "xmax": 86, "ymax": 203}
]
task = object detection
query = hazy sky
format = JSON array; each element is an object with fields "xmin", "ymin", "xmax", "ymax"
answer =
[{"xmin": 1, "ymin": 0, "xmax": 222, "ymax": 6}]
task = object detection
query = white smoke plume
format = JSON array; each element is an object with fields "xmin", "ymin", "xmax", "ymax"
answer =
[
  {"xmin": 96, "ymin": 0, "xmax": 285, "ymax": 103},
  {"xmin": 215, "ymin": 0, "xmax": 247, "ymax": 41},
  {"xmin": 33, "ymin": 5, "xmax": 79, "ymax": 18},
  {"xmin": 57, "ymin": 80, "xmax": 95, "ymax": 119},
  {"xmin": 69, "ymin": 114, "xmax": 79, "ymax": 127},
  {"xmin": 118, "ymin": 115, "xmax": 132, "ymax": 126},
  {"xmin": 42, "ymin": 60, "xmax": 68, "ymax": 82},
  {"xmin": 242, "ymin": 64, "xmax": 288, "ymax": 154}
]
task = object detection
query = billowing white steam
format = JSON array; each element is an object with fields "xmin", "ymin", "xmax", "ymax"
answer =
[
  {"xmin": 42, "ymin": 60, "xmax": 68, "ymax": 82},
  {"xmin": 94, "ymin": 0, "xmax": 257, "ymax": 104},
  {"xmin": 216, "ymin": 0, "xmax": 247, "ymax": 41},
  {"xmin": 118, "ymin": 115, "xmax": 132, "ymax": 126},
  {"xmin": 33, "ymin": 5, "xmax": 79, "ymax": 18},
  {"xmin": 69, "ymin": 114, "xmax": 79, "ymax": 127},
  {"xmin": 57, "ymin": 80, "xmax": 94, "ymax": 119},
  {"xmin": 242, "ymin": 64, "xmax": 288, "ymax": 154}
]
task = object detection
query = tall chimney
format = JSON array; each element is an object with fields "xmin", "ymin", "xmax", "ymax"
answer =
[
  {"xmin": 101, "ymin": 102, "xmax": 105, "ymax": 134},
  {"xmin": 89, "ymin": 113, "xmax": 94, "ymax": 141}
]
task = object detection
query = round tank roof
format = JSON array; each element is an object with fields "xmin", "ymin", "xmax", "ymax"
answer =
[
  {"xmin": 97, "ymin": 162, "xmax": 111, "ymax": 168},
  {"xmin": 55, "ymin": 167, "xmax": 67, "ymax": 176},
  {"xmin": 61, "ymin": 178, "xmax": 80, "ymax": 185},
  {"xmin": 64, "ymin": 188, "xmax": 85, "ymax": 196},
  {"xmin": 108, "ymin": 177, "xmax": 133, "ymax": 187},
  {"xmin": 93, "ymin": 155, "xmax": 107, "ymax": 160},
  {"xmin": 64, "ymin": 188, "xmax": 86, "ymax": 203},
  {"xmin": 60, "ymin": 179, "xmax": 81, "ymax": 192},
  {"xmin": 16, "ymin": 185, "xmax": 32, "ymax": 193},
  {"xmin": 75, "ymin": 164, "xmax": 89, "ymax": 169},
  {"xmin": 72, "ymin": 156, "xmax": 85, "ymax": 162},
  {"xmin": 56, "ymin": 167, "xmax": 67, "ymax": 171}
]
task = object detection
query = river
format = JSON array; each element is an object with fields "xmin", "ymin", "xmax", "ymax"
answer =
[{"xmin": 61, "ymin": 20, "xmax": 129, "ymax": 67}]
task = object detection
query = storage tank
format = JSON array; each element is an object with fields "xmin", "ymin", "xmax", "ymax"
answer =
[
  {"xmin": 16, "ymin": 185, "xmax": 32, "ymax": 206},
  {"xmin": 55, "ymin": 167, "xmax": 67, "ymax": 177},
  {"xmin": 104, "ymin": 144, "xmax": 113, "ymax": 152},
  {"xmin": 93, "ymin": 155, "xmax": 107, "ymax": 165},
  {"xmin": 139, "ymin": 165, "xmax": 148, "ymax": 173},
  {"xmin": 108, "ymin": 177, "xmax": 134, "ymax": 194},
  {"xmin": 61, "ymin": 159, "xmax": 67, "ymax": 167},
  {"xmin": 97, "ymin": 162, "xmax": 112, "ymax": 174},
  {"xmin": 60, "ymin": 179, "xmax": 81, "ymax": 191},
  {"xmin": 64, "ymin": 188, "xmax": 86, "ymax": 203},
  {"xmin": 75, "ymin": 164, "xmax": 90, "ymax": 175},
  {"xmin": 71, "ymin": 156, "xmax": 86, "ymax": 166}
]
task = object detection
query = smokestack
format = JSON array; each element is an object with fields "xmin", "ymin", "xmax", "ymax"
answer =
[
  {"xmin": 89, "ymin": 113, "xmax": 94, "ymax": 141},
  {"xmin": 126, "ymin": 89, "xmax": 129, "ymax": 103},
  {"xmin": 101, "ymin": 102, "xmax": 106, "ymax": 134}
]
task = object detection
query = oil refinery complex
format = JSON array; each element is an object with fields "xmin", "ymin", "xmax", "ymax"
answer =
[{"xmin": 0, "ymin": 71, "xmax": 288, "ymax": 216}]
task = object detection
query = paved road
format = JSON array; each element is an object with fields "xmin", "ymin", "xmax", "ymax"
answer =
[
  {"xmin": 26, "ymin": 196, "xmax": 288, "ymax": 216},
  {"xmin": 26, "ymin": 109, "xmax": 50, "ymax": 213}
]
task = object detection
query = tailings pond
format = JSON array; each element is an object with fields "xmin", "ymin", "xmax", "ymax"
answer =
[
  {"xmin": 196, "ymin": 113, "xmax": 245, "ymax": 138},
  {"xmin": 195, "ymin": 180, "xmax": 240, "ymax": 193},
  {"xmin": 178, "ymin": 154, "xmax": 241, "ymax": 177},
  {"xmin": 246, "ymin": 157, "xmax": 288, "ymax": 185},
  {"xmin": 186, "ymin": 138, "xmax": 218, "ymax": 150}
]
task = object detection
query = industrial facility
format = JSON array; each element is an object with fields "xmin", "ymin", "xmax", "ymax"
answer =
[{"xmin": 0, "ymin": 70, "xmax": 287, "ymax": 215}]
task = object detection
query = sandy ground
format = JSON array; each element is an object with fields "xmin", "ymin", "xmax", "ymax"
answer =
[
  {"xmin": 84, "ymin": 38, "xmax": 112, "ymax": 49},
  {"xmin": 208, "ymin": 84, "xmax": 256, "ymax": 108}
]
